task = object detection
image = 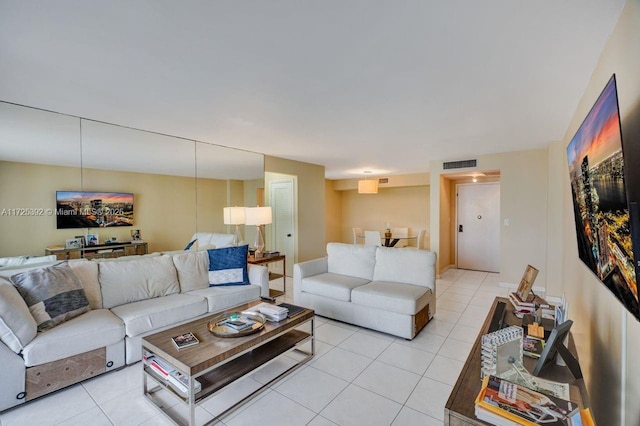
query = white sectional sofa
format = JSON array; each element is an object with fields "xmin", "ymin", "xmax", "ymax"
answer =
[
  {"xmin": 0, "ymin": 249, "xmax": 268, "ymax": 412},
  {"xmin": 294, "ymin": 243, "xmax": 436, "ymax": 339}
]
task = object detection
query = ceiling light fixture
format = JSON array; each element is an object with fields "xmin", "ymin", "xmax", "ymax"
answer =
[{"xmin": 358, "ymin": 171, "xmax": 378, "ymax": 194}]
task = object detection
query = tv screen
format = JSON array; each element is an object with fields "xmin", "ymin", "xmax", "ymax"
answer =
[
  {"xmin": 56, "ymin": 191, "xmax": 134, "ymax": 229},
  {"xmin": 566, "ymin": 75, "xmax": 639, "ymax": 320}
]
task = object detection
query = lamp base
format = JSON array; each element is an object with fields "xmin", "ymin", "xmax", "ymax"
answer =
[
  {"xmin": 253, "ymin": 225, "xmax": 265, "ymax": 258},
  {"xmin": 233, "ymin": 225, "xmax": 243, "ymax": 246}
]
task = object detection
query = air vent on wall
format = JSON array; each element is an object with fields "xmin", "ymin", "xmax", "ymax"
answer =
[
  {"xmin": 443, "ymin": 159, "xmax": 477, "ymax": 170},
  {"xmin": 378, "ymin": 178, "xmax": 388, "ymax": 184}
]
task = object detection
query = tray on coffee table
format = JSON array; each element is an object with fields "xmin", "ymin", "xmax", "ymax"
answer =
[{"xmin": 207, "ymin": 311, "xmax": 266, "ymax": 337}]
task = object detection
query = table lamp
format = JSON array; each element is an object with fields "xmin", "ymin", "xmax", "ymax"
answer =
[
  {"xmin": 223, "ymin": 206, "xmax": 245, "ymax": 246},
  {"xmin": 245, "ymin": 206, "xmax": 272, "ymax": 258}
]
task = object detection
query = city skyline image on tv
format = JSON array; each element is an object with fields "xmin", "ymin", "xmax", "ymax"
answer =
[
  {"xmin": 56, "ymin": 191, "xmax": 134, "ymax": 229},
  {"xmin": 567, "ymin": 75, "xmax": 638, "ymax": 319}
]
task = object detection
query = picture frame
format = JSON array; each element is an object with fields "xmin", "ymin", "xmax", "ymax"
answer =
[
  {"xmin": 532, "ymin": 319, "xmax": 582, "ymax": 379},
  {"xmin": 74, "ymin": 235, "xmax": 86, "ymax": 248},
  {"xmin": 85, "ymin": 233, "xmax": 99, "ymax": 246},
  {"xmin": 515, "ymin": 264, "xmax": 539, "ymax": 301},
  {"xmin": 65, "ymin": 238, "xmax": 83, "ymax": 249},
  {"xmin": 130, "ymin": 229, "xmax": 141, "ymax": 241}
]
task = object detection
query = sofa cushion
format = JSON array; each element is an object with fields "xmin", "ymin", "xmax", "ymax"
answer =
[
  {"xmin": 68, "ymin": 259, "xmax": 102, "ymax": 309},
  {"xmin": 190, "ymin": 233, "xmax": 235, "ymax": 250},
  {"xmin": 351, "ymin": 281, "xmax": 433, "ymax": 315},
  {"xmin": 22, "ymin": 309, "xmax": 124, "ymax": 367},
  {"xmin": 172, "ymin": 250, "xmax": 209, "ymax": 292},
  {"xmin": 326, "ymin": 243, "xmax": 377, "ymax": 281},
  {"xmin": 11, "ymin": 262, "xmax": 91, "ymax": 331},
  {"xmin": 99, "ymin": 255, "xmax": 180, "ymax": 309},
  {"xmin": 208, "ymin": 245, "xmax": 249, "ymax": 286},
  {"xmin": 373, "ymin": 246, "xmax": 436, "ymax": 288},
  {"xmin": 300, "ymin": 272, "xmax": 370, "ymax": 302},
  {"xmin": 92, "ymin": 252, "xmax": 161, "ymax": 263},
  {"xmin": 0, "ymin": 277, "xmax": 37, "ymax": 353},
  {"xmin": 0, "ymin": 255, "xmax": 57, "ymax": 270},
  {"xmin": 187, "ymin": 285, "xmax": 261, "ymax": 313},
  {"xmin": 109, "ymin": 293, "xmax": 207, "ymax": 337}
]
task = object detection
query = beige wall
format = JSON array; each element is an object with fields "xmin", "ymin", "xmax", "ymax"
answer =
[
  {"xmin": 0, "ymin": 161, "xmax": 84, "ymax": 256},
  {"xmin": 338, "ymin": 185, "xmax": 430, "ymax": 248},
  {"xmin": 430, "ymin": 149, "xmax": 548, "ymax": 287},
  {"xmin": 82, "ymin": 167, "xmax": 199, "ymax": 253},
  {"xmin": 325, "ymin": 180, "xmax": 343, "ymax": 244},
  {"xmin": 557, "ymin": 1, "xmax": 640, "ymax": 423},
  {"xmin": 264, "ymin": 156, "xmax": 326, "ymax": 263},
  {"xmin": 0, "ymin": 160, "xmax": 254, "ymax": 257}
]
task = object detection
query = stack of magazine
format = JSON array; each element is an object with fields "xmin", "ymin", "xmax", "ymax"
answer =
[
  {"xmin": 252, "ymin": 303, "xmax": 288, "ymax": 321},
  {"xmin": 144, "ymin": 352, "xmax": 201, "ymax": 397},
  {"xmin": 474, "ymin": 375, "xmax": 583, "ymax": 426}
]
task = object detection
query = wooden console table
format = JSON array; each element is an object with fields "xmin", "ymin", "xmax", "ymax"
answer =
[
  {"xmin": 444, "ymin": 296, "xmax": 592, "ymax": 425},
  {"xmin": 248, "ymin": 254, "xmax": 286, "ymax": 298},
  {"xmin": 45, "ymin": 242, "xmax": 148, "ymax": 260}
]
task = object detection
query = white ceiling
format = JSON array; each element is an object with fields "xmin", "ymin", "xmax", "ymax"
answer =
[{"xmin": 0, "ymin": 1, "xmax": 626, "ymax": 179}]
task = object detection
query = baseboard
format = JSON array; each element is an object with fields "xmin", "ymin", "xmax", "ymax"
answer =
[
  {"xmin": 499, "ymin": 281, "xmax": 546, "ymax": 297},
  {"xmin": 438, "ymin": 264, "xmax": 456, "ymax": 278}
]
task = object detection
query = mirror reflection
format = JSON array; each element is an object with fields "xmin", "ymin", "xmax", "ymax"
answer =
[{"xmin": 0, "ymin": 102, "xmax": 264, "ymax": 258}]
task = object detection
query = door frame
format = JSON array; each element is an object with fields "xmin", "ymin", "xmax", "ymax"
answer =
[
  {"xmin": 268, "ymin": 178, "xmax": 296, "ymax": 276},
  {"xmin": 455, "ymin": 182, "xmax": 501, "ymax": 272}
]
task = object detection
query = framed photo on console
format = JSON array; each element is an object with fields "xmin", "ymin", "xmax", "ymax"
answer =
[
  {"xmin": 85, "ymin": 234, "xmax": 99, "ymax": 246},
  {"xmin": 65, "ymin": 238, "xmax": 83, "ymax": 249},
  {"xmin": 516, "ymin": 264, "xmax": 539, "ymax": 301}
]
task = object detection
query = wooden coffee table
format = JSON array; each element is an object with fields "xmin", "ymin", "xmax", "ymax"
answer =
[{"xmin": 142, "ymin": 300, "xmax": 314, "ymax": 425}]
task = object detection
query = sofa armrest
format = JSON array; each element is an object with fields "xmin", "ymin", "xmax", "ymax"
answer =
[
  {"xmin": 248, "ymin": 264, "xmax": 269, "ymax": 298},
  {"xmin": 293, "ymin": 257, "xmax": 328, "ymax": 303}
]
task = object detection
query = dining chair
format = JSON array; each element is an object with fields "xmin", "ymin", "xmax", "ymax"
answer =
[
  {"xmin": 393, "ymin": 227, "xmax": 409, "ymax": 248},
  {"xmin": 352, "ymin": 227, "xmax": 362, "ymax": 245},
  {"xmin": 364, "ymin": 230, "xmax": 382, "ymax": 246},
  {"xmin": 405, "ymin": 229, "xmax": 426, "ymax": 250}
]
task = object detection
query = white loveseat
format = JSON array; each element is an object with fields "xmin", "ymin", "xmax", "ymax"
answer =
[
  {"xmin": 294, "ymin": 243, "xmax": 436, "ymax": 339},
  {"xmin": 0, "ymin": 249, "xmax": 268, "ymax": 412}
]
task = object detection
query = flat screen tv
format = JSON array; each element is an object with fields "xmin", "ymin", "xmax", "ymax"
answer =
[
  {"xmin": 56, "ymin": 191, "xmax": 134, "ymax": 229},
  {"xmin": 566, "ymin": 74, "xmax": 639, "ymax": 320}
]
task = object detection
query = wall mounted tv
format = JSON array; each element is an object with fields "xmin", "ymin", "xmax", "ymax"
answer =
[
  {"xmin": 566, "ymin": 74, "xmax": 639, "ymax": 320},
  {"xmin": 56, "ymin": 191, "xmax": 134, "ymax": 229}
]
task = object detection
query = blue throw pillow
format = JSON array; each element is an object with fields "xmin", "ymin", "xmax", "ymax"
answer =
[
  {"xmin": 207, "ymin": 245, "xmax": 250, "ymax": 286},
  {"xmin": 184, "ymin": 238, "xmax": 197, "ymax": 250}
]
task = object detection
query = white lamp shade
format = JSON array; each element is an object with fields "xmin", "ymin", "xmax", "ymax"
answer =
[
  {"xmin": 358, "ymin": 179, "xmax": 378, "ymax": 194},
  {"xmin": 223, "ymin": 206, "xmax": 245, "ymax": 225},
  {"xmin": 245, "ymin": 206, "xmax": 272, "ymax": 226}
]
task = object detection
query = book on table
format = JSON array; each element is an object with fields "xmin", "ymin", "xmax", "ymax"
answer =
[
  {"xmin": 171, "ymin": 332, "xmax": 199, "ymax": 349},
  {"xmin": 278, "ymin": 302, "xmax": 305, "ymax": 318},
  {"xmin": 251, "ymin": 302, "xmax": 288, "ymax": 321},
  {"xmin": 475, "ymin": 375, "xmax": 581, "ymax": 426},
  {"xmin": 522, "ymin": 336, "xmax": 545, "ymax": 358},
  {"xmin": 224, "ymin": 318, "xmax": 256, "ymax": 330}
]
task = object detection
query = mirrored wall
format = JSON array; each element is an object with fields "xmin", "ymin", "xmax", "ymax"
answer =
[{"xmin": 0, "ymin": 102, "xmax": 264, "ymax": 257}]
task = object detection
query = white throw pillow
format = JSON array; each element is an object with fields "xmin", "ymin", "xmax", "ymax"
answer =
[
  {"xmin": 68, "ymin": 259, "xmax": 102, "ymax": 309},
  {"xmin": 0, "ymin": 277, "xmax": 37, "ymax": 353},
  {"xmin": 172, "ymin": 251, "xmax": 209, "ymax": 293}
]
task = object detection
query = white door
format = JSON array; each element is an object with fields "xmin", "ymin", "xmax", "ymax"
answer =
[
  {"xmin": 456, "ymin": 183, "xmax": 500, "ymax": 272},
  {"xmin": 270, "ymin": 179, "xmax": 295, "ymax": 276}
]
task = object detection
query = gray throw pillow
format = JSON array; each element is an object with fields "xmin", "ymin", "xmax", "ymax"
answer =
[{"xmin": 11, "ymin": 262, "xmax": 91, "ymax": 331}]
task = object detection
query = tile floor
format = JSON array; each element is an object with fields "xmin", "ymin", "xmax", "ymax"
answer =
[{"xmin": 0, "ymin": 269, "xmax": 507, "ymax": 426}]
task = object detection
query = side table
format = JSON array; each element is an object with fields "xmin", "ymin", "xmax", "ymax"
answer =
[{"xmin": 248, "ymin": 254, "xmax": 286, "ymax": 297}]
